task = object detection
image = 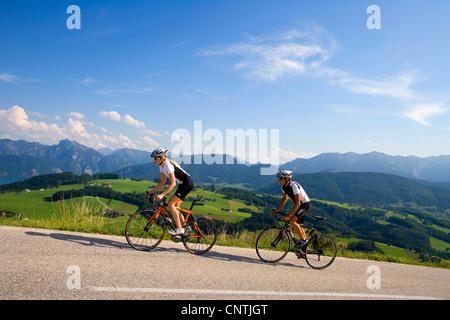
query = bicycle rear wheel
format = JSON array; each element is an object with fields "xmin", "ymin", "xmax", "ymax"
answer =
[
  {"xmin": 305, "ymin": 234, "xmax": 336, "ymax": 270},
  {"xmin": 125, "ymin": 210, "xmax": 166, "ymax": 251},
  {"xmin": 256, "ymin": 227, "xmax": 290, "ymax": 263},
  {"xmin": 183, "ymin": 216, "xmax": 217, "ymax": 255}
]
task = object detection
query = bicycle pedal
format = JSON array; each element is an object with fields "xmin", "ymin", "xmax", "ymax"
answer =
[
  {"xmin": 172, "ymin": 236, "xmax": 183, "ymax": 242},
  {"xmin": 295, "ymin": 249, "xmax": 305, "ymax": 259}
]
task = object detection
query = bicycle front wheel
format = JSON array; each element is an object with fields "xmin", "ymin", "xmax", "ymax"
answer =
[
  {"xmin": 256, "ymin": 227, "xmax": 290, "ymax": 263},
  {"xmin": 305, "ymin": 234, "xmax": 337, "ymax": 270},
  {"xmin": 125, "ymin": 210, "xmax": 166, "ymax": 251},
  {"xmin": 183, "ymin": 216, "xmax": 217, "ymax": 255}
]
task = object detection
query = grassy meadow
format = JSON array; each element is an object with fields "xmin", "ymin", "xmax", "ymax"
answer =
[{"xmin": 0, "ymin": 178, "xmax": 255, "ymax": 231}]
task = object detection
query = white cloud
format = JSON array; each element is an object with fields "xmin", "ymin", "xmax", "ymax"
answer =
[
  {"xmin": 0, "ymin": 106, "xmax": 63, "ymax": 143},
  {"xmin": 201, "ymin": 26, "xmax": 449, "ymax": 128},
  {"xmin": 101, "ymin": 134, "xmax": 137, "ymax": 149},
  {"xmin": 333, "ymin": 72, "xmax": 418, "ymax": 100},
  {"xmin": 98, "ymin": 110, "xmax": 146, "ymax": 128},
  {"xmin": 67, "ymin": 111, "xmax": 85, "ymax": 120},
  {"xmin": 99, "ymin": 110, "xmax": 121, "ymax": 122},
  {"xmin": 201, "ymin": 28, "xmax": 420, "ymax": 100},
  {"xmin": 82, "ymin": 77, "xmax": 95, "ymax": 85},
  {"xmin": 142, "ymin": 129, "xmax": 163, "ymax": 137},
  {"xmin": 0, "ymin": 106, "xmax": 139, "ymax": 150},
  {"xmin": 200, "ymin": 26, "xmax": 337, "ymax": 81},
  {"xmin": 141, "ymin": 136, "xmax": 160, "ymax": 149},
  {"xmin": 279, "ymin": 148, "xmax": 316, "ymax": 164},
  {"xmin": 404, "ymin": 103, "xmax": 447, "ymax": 126},
  {"xmin": 123, "ymin": 114, "xmax": 145, "ymax": 128},
  {"xmin": 0, "ymin": 73, "xmax": 19, "ymax": 83},
  {"xmin": 98, "ymin": 87, "xmax": 157, "ymax": 95},
  {"xmin": 64, "ymin": 118, "xmax": 91, "ymax": 140},
  {"xmin": 0, "ymin": 73, "xmax": 41, "ymax": 83}
]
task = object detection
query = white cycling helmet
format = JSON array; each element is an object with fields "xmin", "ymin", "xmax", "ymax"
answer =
[
  {"xmin": 277, "ymin": 170, "xmax": 293, "ymax": 179},
  {"xmin": 151, "ymin": 147, "xmax": 168, "ymax": 158}
]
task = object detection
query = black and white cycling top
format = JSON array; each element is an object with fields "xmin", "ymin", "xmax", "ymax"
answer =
[
  {"xmin": 160, "ymin": 160, "xmax": 191, "ymax": 185},
  {"xmin": 281, "ymin": 180, "xmax": 310, "ymax": 204}
]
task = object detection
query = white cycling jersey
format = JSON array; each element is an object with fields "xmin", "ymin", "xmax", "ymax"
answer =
[
  {"xmin": 281, "ymin": 180, "xmax": 310, "ymax": 204},
  {"xmin": 159, "ymin": 160, "xmax": 190, "ymax": 185}
]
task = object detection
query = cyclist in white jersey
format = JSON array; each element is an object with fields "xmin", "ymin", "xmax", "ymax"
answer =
[
  {"xmin": 148, "ymin": 147, "xmax": 194, "ymax": 236},
  {"xmin": 272, "ymin": 170, "xmax": 311, "ymax": 249}
]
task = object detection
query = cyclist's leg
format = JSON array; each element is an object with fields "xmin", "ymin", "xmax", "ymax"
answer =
[
  {"xmin": 169, "ymin": 179, "xmax": 194, "ymax": 230},
  {"xmin": 290, "ymin": 202, "xmax": 311, "ymax": 241},
  {"xmin": 289, "ymin": 215, "xmax": 306, "ymax": 241},
  {"xmin": 168, "ymin": 195, "xmax": 183, "ymax": 230}
]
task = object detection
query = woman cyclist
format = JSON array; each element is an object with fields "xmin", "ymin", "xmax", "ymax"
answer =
[
  {"xmin": 272, "ymin": 170, "xmax": 311, "ymax": 250},
  {"xmin": 148, "ymin": 147, "xmax": 194, "ymax": 236}
]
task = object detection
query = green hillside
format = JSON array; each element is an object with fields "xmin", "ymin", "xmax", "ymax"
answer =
[{"xmin": 260, "ymin": 172, "xmax": 450, "ymax": 209}]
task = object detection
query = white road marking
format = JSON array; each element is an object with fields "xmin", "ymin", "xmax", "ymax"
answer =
[{"xmin": 89, "ymin": 286, "xmax": 438, "ymax": 300}]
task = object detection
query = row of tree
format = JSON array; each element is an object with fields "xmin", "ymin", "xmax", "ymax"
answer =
[
  {"xmin": 50, "ymin": 185, "xmax": 147, "ymax": 208},
  {"xmin": 0, "ymin": 172, "xmax": 119, "ymax": 192}
]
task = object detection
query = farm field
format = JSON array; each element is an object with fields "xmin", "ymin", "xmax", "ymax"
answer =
[{"xmin": 0, "ymin": 179, "xmax": 255, "ymax": 223}]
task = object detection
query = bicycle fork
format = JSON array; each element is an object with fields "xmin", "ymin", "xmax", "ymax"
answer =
[
  {"xmin": 144, "ymin": 216, "xmax": 157, "ymax": 232},
  {"xmin": 270, "ymin": 228, "xmax": 289, "ymax": 248}
]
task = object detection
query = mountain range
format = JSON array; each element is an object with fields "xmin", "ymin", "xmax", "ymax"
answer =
[
  {"xmin": 1, "ymin": 138, "xmax": 450, "ymax": 186},
  {"xmin": 281, "ymin": 152, "xmax": 450, "ymax": 183},
  {"xmin": 0, "ymin": 139, "xmax": 151, "ymax": 179}
]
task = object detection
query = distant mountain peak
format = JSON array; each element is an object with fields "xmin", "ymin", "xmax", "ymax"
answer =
[
  {"xmin": 0, "ymin": 138, "xmax": 152, "ymax": 179},
  {"xmin": 281, "ymin": 152, "xmax": 450, "ymax": 183}
]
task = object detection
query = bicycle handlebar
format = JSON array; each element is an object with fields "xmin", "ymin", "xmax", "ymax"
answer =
[
  {"xmin": 272, "ymin": 211, "xmax": 289, "ymax": 222},
  {"xmin": 145, "ymin": 191, "xmax": 167, "ymax": 206}
]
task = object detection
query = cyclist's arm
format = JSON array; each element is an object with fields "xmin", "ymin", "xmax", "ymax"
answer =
[
  {"xmin": 273, "ymin": 193, "xmax": 288, "ymax": 215},
  {"xmin": 288, "ymin": 193, "xmax": 301, "ymax": 218},
  {"xmin": 158, "ymin": 171, "xmax": 177, "ymax": 198},
  {"xmin": 148, "ymin": 172, "xmax": 166, "ymax": 195}
]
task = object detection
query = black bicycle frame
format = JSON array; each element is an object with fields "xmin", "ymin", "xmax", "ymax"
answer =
[{"xmin": 272, "ymin": 218, "xmax": 319, "ymax": 248}]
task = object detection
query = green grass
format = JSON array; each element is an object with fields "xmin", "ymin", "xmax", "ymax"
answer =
[
  {"xmin": 430, "ymin": 237, "xmax": 450, "ymax": 252},
  {"xmin": 95, "ymin": 178, "xmax": 154, "ymax": 193},
  {"xmin": 0, "ymin": 184, "xmax": 83, "ymax": 219}
]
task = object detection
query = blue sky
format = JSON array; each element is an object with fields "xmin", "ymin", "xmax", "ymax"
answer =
[{"xmin": 1, "ymin": 0, "xmax": 449, "ymax": 163}]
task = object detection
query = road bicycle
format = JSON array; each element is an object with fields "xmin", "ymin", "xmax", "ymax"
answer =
[
  {"xmin": 125, "ymin": 192, "xmax": 217, "ymax": 255},
  {"xmin": 256, "ymin": 213, "xmax": 337, "ymax": 269}
]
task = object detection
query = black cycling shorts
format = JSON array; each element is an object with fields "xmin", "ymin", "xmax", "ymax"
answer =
[
  {"xmin": 174, "ymin": 176, "xmax": 194, "ymax": 201},
  {"xmin": 293, "ymin": 201, "xmax": 311, "ymax": 224}
]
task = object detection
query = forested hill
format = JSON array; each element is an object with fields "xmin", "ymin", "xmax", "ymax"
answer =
[
  {"xmin": 259, "ymin": 172, "xmax": 450, "ymax": 209},
  {"xmin": 4, "ymin": 170, "xmax": 450, "ymax": 210}
]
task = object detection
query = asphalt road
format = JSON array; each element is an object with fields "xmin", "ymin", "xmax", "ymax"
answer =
[{"xmin": 1, "ymin": 225, "xmax": 449, "ymax": 301}]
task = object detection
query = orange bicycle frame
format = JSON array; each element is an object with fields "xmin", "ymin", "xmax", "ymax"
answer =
[{"xmin": 147, "ymin": 200, "xmax": 204, "ymax": 238}]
